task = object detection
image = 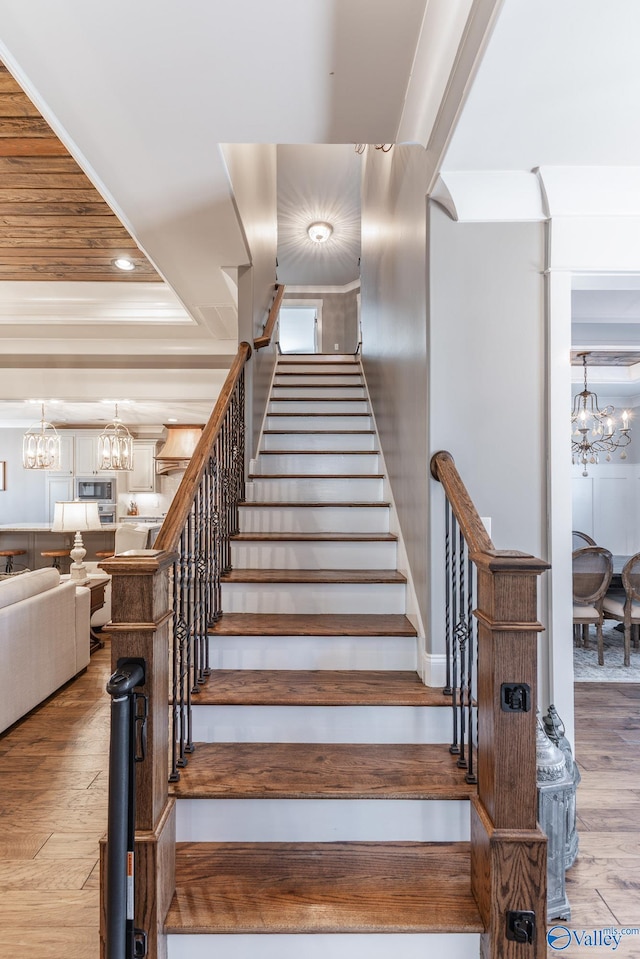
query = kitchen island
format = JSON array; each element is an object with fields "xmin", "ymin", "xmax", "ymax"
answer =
[{"xmin": 0, "ymin": 521, "xmax": 164, "ymax": 573}]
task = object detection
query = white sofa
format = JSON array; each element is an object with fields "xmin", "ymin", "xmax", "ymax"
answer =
[{"xmin": 0, "ymin": 567, "xmax": 91, "ymax": 734}]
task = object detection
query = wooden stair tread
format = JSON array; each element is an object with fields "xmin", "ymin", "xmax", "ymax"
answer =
[
  {"xmin": 274, "ymin": 383, "xmax": 364, "ymax": 388},
  {"xmin": 166, "ymin": 841, "xmax": 482, "ymax": 934},
  {"xmin": 239, "ymin": 501, "xmax": 391, "ymax": 508},
  {"xmin": 208, "ymin": 612, "xmax": 416, "ymax": 636},
  {"xmin": 270, "ymin": 397, "xmax": 367, "ymax": 403},
  {"xmin": 267, "ymin": 412, "xmax": 370, "ymax": 417},
  {"xmin": 263, "ymin": 430, "xmax": 375, "ymax": 435},
  {"xmin": 196, "ymin": 670, "xmax": 446, "ymax": 706},
  {"xmin": 259, "ymin": 449, "xmax": 379, "ymax": 455},
  {"xmin": 276, "ymin": 371, "xmax": 363, "ymax": 377},
  {"xmin": 221, "ymin": 569, "xmax": 406, "ymax": 584},
  {"xmin": 170, "ymin": 742, "xmax": 474, "ymax": 800},
  {"xmin": 249, "ymin": 473, "xmax": 384, "ymax": 479},
  {"xmin": 231, "ymin": 532, "xmax": 397, "ymax": 542}
]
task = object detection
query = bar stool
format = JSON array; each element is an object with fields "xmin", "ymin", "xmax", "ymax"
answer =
[
  {"xmin": 0, "ymin": 549, "xmax": 27, "ymax": 573},
  {"xmin": 41, "ymin": 549, "xmax": 69, "ymax": 570}
]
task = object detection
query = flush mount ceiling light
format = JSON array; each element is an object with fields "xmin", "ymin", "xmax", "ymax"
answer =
[
  {"xmin": 112, "ymin": 256, "xmax": 136, "ymax": 272},
  {"xmin": 307, "ymin": 221, "xmax": 333, "ymax": 243}
]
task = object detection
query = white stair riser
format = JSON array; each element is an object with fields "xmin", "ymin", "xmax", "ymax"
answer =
[
  {"xmin": 190, "ymin": 704, "xmax": 450, "ymax": 744},
  {"xmin": 269, "ymin": 400, "xmax": 369, "ymax": 414},
  {"xmin": 168, "ymin": 934, "xmax": 480, "ymax": 959},
  {"xmin": 222, "ymin": 581, "xmax": 406, "ymax": 614},
  {"xmin": 262, "ymin": 432, "xmax": 376, "ymax": 451},
  {"xmin": 230, "ymin": 540, "xmax": 396, "ymax": 570},
  {"xmin": 254, "ymin": 452, "xmax": 380, "ymax": 475},
  {"xmin": 246, "ymin": 477, "xmax": 384, "ymax": 502},
  {"xmin": 274, "ymin": 375, "xmax": 363, "ymax": 386},
  {"xmin": 239, "ymin": 505, "xmax": 390, "ymax": 533},
  {"xmin": 175, "ymin": 798, "xmax": 469, "ymax": 843},
  {"xmin": 207, "ymin": 634, "xmax": 417, "ymax": 670},
  {"xmin": 272, "ymin": 386, "xmax": 366, "ymax": 399},
  {"xmin": 265, "ymin": 414, "xmax": 373, "ymax": 430}
]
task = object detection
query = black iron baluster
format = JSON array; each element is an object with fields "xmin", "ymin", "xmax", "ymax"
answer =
[
  {"xmin": 450, "ymin": 512, "xmax": 460, "ymax": 756},
  {"xmin": 184, "ymin": 509, "xmax": 195, "ymax": 755},
  {"xmin": 444, "ymin": 502, "xmax": 452, "ymax": 696},
  {"xmin": 456, "ymin": 525, "xmax": 468, "ymax": 770},
  {"xmin": 466, "ymin": 550, "xmax": 478, "ymax": 784}
]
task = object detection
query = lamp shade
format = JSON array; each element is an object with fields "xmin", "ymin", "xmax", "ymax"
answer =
[{"xmin": 52, "ymin": 501, "xmax": 101, "ymax": 532}]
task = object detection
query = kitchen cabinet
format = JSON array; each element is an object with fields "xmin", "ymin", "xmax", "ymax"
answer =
[
  {"xmin": 75, "ymin": 433, "xmax": 101, "ymax": 475},
  {"xmin": 48, "ymin": 433, "xmax": 74, "ymax": 476},
  {"xmin": 126, "ymin": 440, "xmax": 159, "ymax": 493},
  {"xmin": 46, "ymin": 476, "xmax": 73, "ymax": 522}
]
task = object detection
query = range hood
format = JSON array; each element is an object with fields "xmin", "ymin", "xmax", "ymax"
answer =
[{"xmin": 155, "ymin": 424, "xmax": 204, "ymax": 474}]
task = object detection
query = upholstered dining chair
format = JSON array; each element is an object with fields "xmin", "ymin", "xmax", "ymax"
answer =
[
  {"xmin": 572, "ymin": 530, "xmax": 596, "ymax": 550},
  {"xmin": 572, "ymin": 546, "xmax": 613, "ymax": 666},
  {"xmin": 602, "ymin": 551, "xmax": 640, "ymax": 667}
]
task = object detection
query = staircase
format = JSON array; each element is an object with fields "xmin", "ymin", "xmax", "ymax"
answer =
[{"xmin": 164, "ymin": 353, "xmax": 482, "ymax": 958}]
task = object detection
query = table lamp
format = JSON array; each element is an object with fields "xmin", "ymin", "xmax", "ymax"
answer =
[{"xmin": 52, "ymin": 501, "xmax": 101, "ymax": 584}]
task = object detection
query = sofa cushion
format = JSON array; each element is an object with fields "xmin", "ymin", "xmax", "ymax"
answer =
[{"xmin": 0, "ymin": 567, "xmax": 60, "ymax": 610}]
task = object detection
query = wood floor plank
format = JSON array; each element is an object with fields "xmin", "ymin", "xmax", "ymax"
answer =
[
  {"xmin": 0, "ymin": 832, "xmax": 50, "ymax": 859},
  {"xmin": 0, "ymin": 858, "xmax": 96, "ymax": 890},
  {"xmin": 208, "ymin": 613, "xmax": 417, "ymax": 636},
  {"xmin": 0, "ymin": 926, "xmax": 98, "ymax": 959},
  {"xmin": 170, "ymin": 742, "xmax": 474, "ymax": 800},
  {"xmin": 166, "ymin": 841, "xmax": 483, "ymax": 934},
  {"xmin": 36, "ymin": 832, "xmax": 106, "ymax": 860},
  {"xmin": 197, "ymin": 670, "xmax": 447, "ymax": 706}
]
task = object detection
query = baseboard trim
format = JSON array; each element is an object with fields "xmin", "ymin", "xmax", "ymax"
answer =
[{"xmin": 420, "ymin": 650, "xmax": 447, "ymax": 688}]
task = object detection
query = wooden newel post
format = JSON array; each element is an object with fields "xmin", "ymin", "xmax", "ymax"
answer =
[
  {"xmin": 470, "ymin": 550, "xmax": 550, "ymax": 959},
  {"xmin": 99, "ymin": 550, "xmax": 177, "ymax": 959}
]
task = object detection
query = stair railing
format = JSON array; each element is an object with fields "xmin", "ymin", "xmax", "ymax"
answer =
[
  {"xmin": 431, "ymin": 450, "xmax": 550, "ymax": 959},
  {"xmin": 99, "ymin": 341, "xmax": 252, "ymax": 959},
  {"xmin": 253, "ymin": 282, "xmax": 285, "ymax": 350}
]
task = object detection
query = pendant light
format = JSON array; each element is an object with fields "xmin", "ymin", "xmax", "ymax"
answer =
[
  {"xmin": 97, "ymin": 403, "xmax": 134, "ymax": 471},
  {"xmin": 22, "ymin": 403, "xmax": 62, "ymax": 470}
]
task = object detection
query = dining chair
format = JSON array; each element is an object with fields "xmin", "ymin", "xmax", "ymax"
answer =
[
  {"xmin": 572, "ymin": 530, "xmax": 596, "ymax": 550},
  {"xmin": 572, "ymin": 546, "xmax": 613, "ymax": 665},
  {"xmin": 602, "ymin": 551, "xmax": 640, "ymax": 667}
]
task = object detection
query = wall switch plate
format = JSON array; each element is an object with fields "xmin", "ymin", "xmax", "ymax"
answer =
[{"xmin": 334, "ymin": 343, "xmax": 339, "ymax": 350}]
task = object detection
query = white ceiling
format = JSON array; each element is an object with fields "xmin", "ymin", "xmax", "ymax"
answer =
[{"xmin": 0, "ymin": 0, "xmax": 638, "ymax": 423}]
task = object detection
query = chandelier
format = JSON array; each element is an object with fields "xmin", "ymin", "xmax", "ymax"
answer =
[
  {"xmin": 22, "ymin": 403, "xmax": 61, "ymax": 470},
  {"xmin": 97, "ymin": 403, "xmax": 134, "ymax": 471},
  {"xmin": 571, "ymin": 353, "xmax": 631, "ymax": 476}
]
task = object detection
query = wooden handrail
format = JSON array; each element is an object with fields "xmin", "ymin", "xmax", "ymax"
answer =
[
  {"xmin": 154, "ymin": 341, "xmax": 252, "ymax": 553},
  {"xmin": 430, "ymin": 450, "xmax": 494, "ymax": 555},
  {"xmin": 253, "ymin": 283, "xmax": 285, "ymax": 351}
]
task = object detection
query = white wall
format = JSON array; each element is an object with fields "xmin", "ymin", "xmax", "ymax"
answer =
[
  {"xmin": 221, "ymin": 144, "xmax": 278, "ymax": 457},
  {"xmin": 0, "ymin": 429, "xmax": 49, "ymax": 523},
  {"xmin": 360, "ymin": 145, "xmax": 430, "ymax": 635}
]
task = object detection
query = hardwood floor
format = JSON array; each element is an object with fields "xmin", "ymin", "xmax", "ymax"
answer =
[
  {"xmin": 1, "ymin": 652, "xmax": 638, "ymax": 955},
  {"xmin": 0, "ymin": 642, "xmax": 110, "ymax": 959},
  {"xmin": 563, "ymin": 682, "xmax": 640, "ymax": 957}
]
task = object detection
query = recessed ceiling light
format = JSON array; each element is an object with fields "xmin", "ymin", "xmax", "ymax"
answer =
[
  {"xmin": 113, "ymin": 257, "xmax": 136, "ymax": 272},
  {"xmin": 167, "ymin": 417, "xmax": 178, "ymax": 423},
  {"xmin": 307, "ymin": 222, "xmax": 333, "ymax": 243}
]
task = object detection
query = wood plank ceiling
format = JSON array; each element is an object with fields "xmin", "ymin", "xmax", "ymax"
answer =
[{"xmin": 0, "ymin": 61, "xmax": 158, "ymax": 282}]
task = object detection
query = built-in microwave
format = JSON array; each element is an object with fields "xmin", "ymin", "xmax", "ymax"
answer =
[{"xmin": 75, "ymin": 478, "xmax": 116, "ymax": 503}]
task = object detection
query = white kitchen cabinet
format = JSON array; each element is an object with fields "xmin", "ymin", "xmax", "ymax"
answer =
[
  {"xmin": 47, "ymin": 432, "xmax": 75, "ymax": 476},
  {"xmin": 47, "ymin": 476, "xmax": 74, "ymax": 522},
  {"xmin": 75, "ymin": 433, "xmax": 101, "ymax": 475},
  {"xmin": 126, "ymin": 440, "xmax": 159, "ymax": 492}
]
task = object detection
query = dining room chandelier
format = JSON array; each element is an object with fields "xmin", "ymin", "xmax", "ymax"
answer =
[
  {"xmin": 97, "ymin": 403, "xmax": 134, "ymax": 471},
  {"xmin": 22, "ymin": 403, "xmax": 62, "ymax": 470},
  {"xmin": 571, "ymin": 352, "xmax": 631, "ymax": 476}
]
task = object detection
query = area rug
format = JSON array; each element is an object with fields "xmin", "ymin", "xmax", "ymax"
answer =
[{"xmin": 573, "ymin": 623, "xmax": 640, "ymax": 681}]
